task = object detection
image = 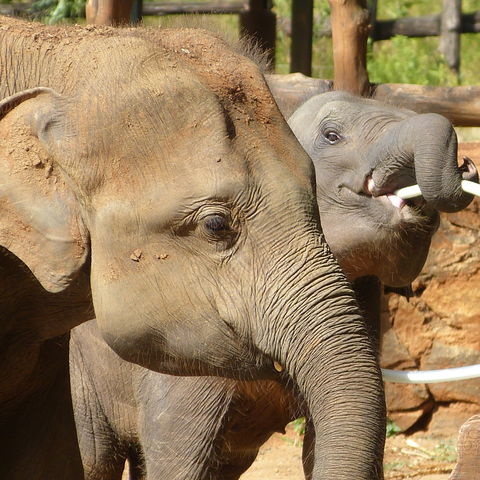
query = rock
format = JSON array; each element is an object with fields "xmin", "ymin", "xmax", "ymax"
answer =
[
  {"xmin": 385, "ymin": 293, "xmax": 434, "ymax": 359},
  {"xmin": 422, "ymin": 343, "xmax": 480, "ymax": 404},
  {"xmin": 388, "ymin": 401, "xmax": 434, "ymax": 432},
  {"xmin": 380, "ymin": 327, "xmax": 416, "ymax": 370},
  {"xmin": 385, "ymin": 382, "xmax": 430, "ymax": 412},
  {"xmin": 428, "ymin": 404, "xmax": 480, "ymax": 439}
]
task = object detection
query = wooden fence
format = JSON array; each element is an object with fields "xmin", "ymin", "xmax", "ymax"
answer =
[{"xmin": 3, "ymin": 0, "xmax": 480, "ymax": 125}]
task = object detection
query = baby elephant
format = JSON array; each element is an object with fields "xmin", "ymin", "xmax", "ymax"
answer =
[{"xmin": 70, "ymin": 91, "xmax": 477, "ymax": 480}]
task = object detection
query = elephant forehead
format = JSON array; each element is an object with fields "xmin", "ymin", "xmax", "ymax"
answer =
[
  {"xmin": 319, "ymin": 100, "xmax": 411, "ymax": 123},
  {"xmin": 80, "ymin": 69, "xmax": 223, "ymax": 140},
  {"xmin": 71, "ymin": 71, "xmax": 238, "ymax": 176}
]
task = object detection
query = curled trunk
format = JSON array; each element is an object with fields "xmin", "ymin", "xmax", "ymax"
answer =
[{"xmin": 370, "ymin": 113, "xmax": 478, "ymax": 213}]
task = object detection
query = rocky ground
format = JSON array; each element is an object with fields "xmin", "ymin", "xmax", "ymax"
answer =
[{"xmin": 242, "ymin": 424, "xmax": 457, "ymax": 480}]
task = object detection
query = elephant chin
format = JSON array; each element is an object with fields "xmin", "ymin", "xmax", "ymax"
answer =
[{"xmin": 327, "ymin": 208, "xmax": 438, "ymax": 287}]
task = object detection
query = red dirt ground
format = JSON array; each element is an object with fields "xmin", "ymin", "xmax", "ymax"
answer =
[{"xmin": 242, "ymin": 425, "xmax": 455, "ymax": 479}]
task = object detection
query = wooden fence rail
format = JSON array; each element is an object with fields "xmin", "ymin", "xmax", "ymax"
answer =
[
  {"xmin": 3, "ymin": 1, "xmax": 480, "ymax": 75},
  {"xmin": 143, "ymin": 2, "xmax": 244, "ymax": 16},
  {"xmin": 0, "ymin": 2, "xmax": 246, "ymax": 17},
  {"xmin": 5, "ymin": 2, "xmax": 480, "ymax": 38},
  {"xmin": 371, "ymin": 10, "xmax": 480, "ymax": 41},
  {"xmin": 266, "ymin": 73, "xmax": 480, "ymax": 127}
]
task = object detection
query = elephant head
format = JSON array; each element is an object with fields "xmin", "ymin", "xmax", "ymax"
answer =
[
  {"xmin": 288, "ymin": 91, "xmax": 478, "ymax": 287},
  {"xmin": 0, "ymin": 26, "xmax": 384, "ymax": 478}
]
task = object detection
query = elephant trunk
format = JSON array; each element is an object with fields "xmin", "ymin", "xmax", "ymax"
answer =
[
  {"xmin": 370, "ymin": 113, "xmax": 478, "ymax": 213},
  {"xmin": 258, "ymin": 255, "xmax": 385, "ymax": 479}
]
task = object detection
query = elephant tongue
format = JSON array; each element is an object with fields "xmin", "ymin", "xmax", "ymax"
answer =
[{"xmin": 366, "ymin": 177, "xmax": 406, "ymax": 209}]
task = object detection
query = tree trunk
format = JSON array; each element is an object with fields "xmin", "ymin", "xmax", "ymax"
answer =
[
  {"xmin": 85, "ymin": 0, "xmax": 136, "ymax": 25},
  {"xmin": 328, "ymin": 0, "xmax": 371, "ymax": 96}
]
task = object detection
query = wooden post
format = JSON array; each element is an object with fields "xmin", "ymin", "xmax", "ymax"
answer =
[
  {"xmin": 131, "ymin": 0, "xmax": 143, "ymax": 23},
  {"xmin": 290, "ymin": 0, "xmax": 313, "ymax": 76},
  {"xmin": 369, "ymin": 0, "xmax": 378, "ymax": 40},
  {"xmin": 85, "ymin": 0, "xmax": 136, "ymax": 25},
  {"xmin": 328, "ymin": 0, "xmax": 371, "ymax": 96},
  {"xmin": 239, "ymin": 0, "xmax": 276, "ymax": 68},
  {"xmin": 440, "ymin": 0, "xmax": 461, "ymax": 73}
]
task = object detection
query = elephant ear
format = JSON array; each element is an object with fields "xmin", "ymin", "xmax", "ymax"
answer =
[{"xmin": 0, "ymin": 88, "xmax": 89, "ymax": 293}]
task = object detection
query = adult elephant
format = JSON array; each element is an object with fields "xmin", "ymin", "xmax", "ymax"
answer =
[
  {"xmin": 69, "ymin": 91, "xmax": 478, "ymax": 479},
  {"xmin": 0, "ymin": 18, "xmax": 392, "ymax": 479}
]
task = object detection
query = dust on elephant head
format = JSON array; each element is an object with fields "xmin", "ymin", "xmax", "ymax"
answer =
[{"xmin": 289, "ymin": 91, "xmax": 478, "ymax": 287}]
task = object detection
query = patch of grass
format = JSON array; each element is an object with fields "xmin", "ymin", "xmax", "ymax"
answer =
[
  {"xmin": 384, "ymin": 460, "xmax": 407, "ymax": 471},
  {"xmin": 368, "ymin": 35, "xmax": 458, "ymax": 86},
  {"xmin": 386, "ymin": 418, "xmax": 401, "ymax": 437},
  {"xmin": 291, "ymin": 417, "xmax": 306, "ymax": 436},
  {"xmin": 433, "ymin": 440, "xmax": 457, "ymax": 463}
]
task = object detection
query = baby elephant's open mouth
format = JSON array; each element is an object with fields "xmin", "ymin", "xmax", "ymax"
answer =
[
  {"xmin": 364, "ymin": 176, "xmax": 407, "ymax": 209},
  {"xmin": 363, "ymin": 175, "xmax": 429, "ymax": 211}
]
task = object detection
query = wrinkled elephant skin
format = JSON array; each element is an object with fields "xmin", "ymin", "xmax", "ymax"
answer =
[
  {"xmin": 1, "ymin": 18, "xmax": 384, "ymax": 480},
  {"xmin": 70, "ymin": 93, "xmax": 476, "ymax": 479}
]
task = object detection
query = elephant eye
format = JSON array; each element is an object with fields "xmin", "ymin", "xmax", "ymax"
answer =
[
  {"xmin": 204, "ymin": 214, "xmax": 230, "ymax": 234},
  {"xmin": 197, "ymin": 210, "xmax": 239, "ymax": 250},
  {"xmin": 323, "ymin": 129, "xmax": 342, "ymax": 144}
]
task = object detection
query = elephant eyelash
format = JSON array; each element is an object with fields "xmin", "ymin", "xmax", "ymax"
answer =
[
  {"xmin": 322, "ymin": 129, "xmax": 343, "ymax": 144},
  {"xmin": 170, "ymin": 203, "xmax": 241, "ymax": 251},
  {"xmin": 313, "ymin": 129, "xmax": 343, "ymax": 148}
]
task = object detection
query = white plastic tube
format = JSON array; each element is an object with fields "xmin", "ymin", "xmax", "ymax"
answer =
[
  {"xmin": 385, "ymin": 180, "xmax": 480, "ymax": 384},
  {"xmin": 382, "ymin": 365, "xmax": 480, "ymax": 384},
  {"xmin": 394, "ymin": 184, "xmax": 422, "ymax": 199},
  {"xmin": 461, "ymin": 179, "xmax": 480, "ymax": 196},
  {"xmin": 394, "ymin": 180, "xmax": 480, "ymax": 200}
]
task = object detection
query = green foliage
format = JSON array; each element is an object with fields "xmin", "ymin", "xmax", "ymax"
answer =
[
  {"xmin": 291, "ymin": 417, "xmax": 306, "ymax": 436},
  {"xmin": 369, "ymin": 0, "xmax": 480, "ymax": 86},
  {"xmin": 367, "ymin": 35, "xmax": 458, "ymax": 86},
  {"xmin": 273, "ymin": 0, "xmax": 480, "ymax": 87},
  {"xmin": 386, "ymin": 418, "xmax": 401, "ymax": 437},
  {"xmin": 30, "ymin": 0, "xmax": 85, "ymax": 24}
]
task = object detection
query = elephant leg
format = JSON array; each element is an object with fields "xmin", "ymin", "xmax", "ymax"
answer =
[
  {"xmin": 139, "ymin": 376, "xmax": 292, "ymax": 480},
  {"xmin": 70, "ymin": 362, "xmax": 128, "ymax": 480},
  {"xmin": 139, "ymin": 375, "xmax": 238, "ymax": 480},
  {"xmin": 450, "ymin": 415, "xmax": 480, "ymax": 480},
  {"xmin": 70, "ymin": 324, "xmax": 132, "ymax": 480}
]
